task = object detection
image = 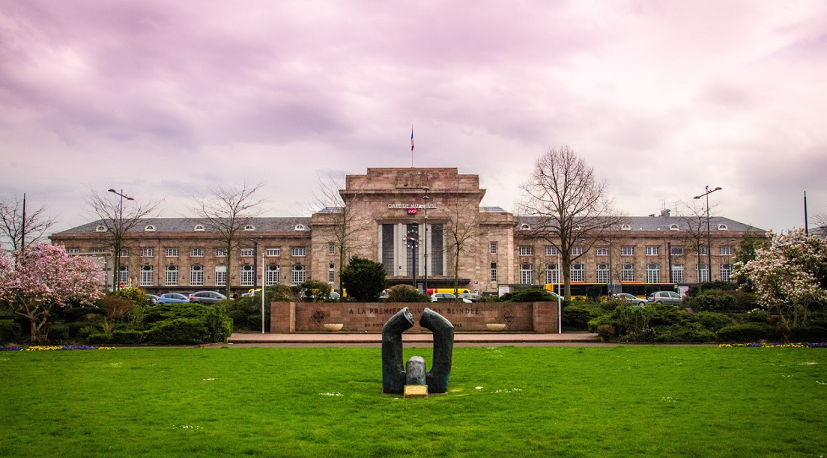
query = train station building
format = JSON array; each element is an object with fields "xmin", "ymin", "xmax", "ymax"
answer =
[{"xmin": 51, "ymin": 168, "xmax": 762, "ymax": 296}]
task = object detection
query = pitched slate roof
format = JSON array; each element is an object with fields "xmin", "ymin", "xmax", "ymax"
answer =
[
  {"xmin": 56, "ymin": 217, "xmax": 313, "ymax": 235},
  {"xmin": 513, "ymin": 215, "xmax": 763, "ymax": 232}
]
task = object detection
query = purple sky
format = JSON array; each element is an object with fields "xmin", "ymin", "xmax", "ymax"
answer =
[{"xmin": 2, "ymin": 0, "xmax": 826, "ymax": 234}]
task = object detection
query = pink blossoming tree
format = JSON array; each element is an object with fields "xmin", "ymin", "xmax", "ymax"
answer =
[
  {"xmin": 733, "ymin": 229, "xmax": 827, "ymax": 328},
  {"xmin": 0, "ymin": 242, "xmax": 104, "ymax": 342}
]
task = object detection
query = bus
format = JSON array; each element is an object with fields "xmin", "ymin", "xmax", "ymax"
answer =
[{"xmin": 544, "ymin": 282, "xmax": 678, "ymax": 299}]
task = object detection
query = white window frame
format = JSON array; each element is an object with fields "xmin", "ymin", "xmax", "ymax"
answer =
[
  {"xmin": 215, "ymin": 266, "xmax": 227, "ymax": 286},
  {"xmin": 292, "ymin": 265, "xmax": 306, "ymax": 285},
  {"xmin": 140, "ymin": 265, "xmax": 154, "ymax": 286},
  {"xmin": 240, "ymin": 265, "xmax": 254, "ymax": 286},
  {"xmin": 545, "ymin": 246, "xmax": 558, "ymax": 256},
  {"xmin": 621, "ymin": 246, "xmax": 634, "ymax": 256},
  {"xmin": 328, "ymin": 263, "xmax": 335, "ymax": 283},
  {"xmin": 191, "ymin": 248, "xmax": 204, "ymax": 257},
  {"xmin": 119, "ymin": 248, "xmax": 129, "ymax": 257},
  {"xmin": 595, "ymin": 248, "xmax": 609, "ymax": 256},
  {"xmin": 266, "ymin": 248, "xmax": 280, "ymax": 257},
  {"xmin": 166, "ymin": 247, "xmax": 179, "ymax": 257},
  {"xmin": 328, "ymin": 242, "xmax": 335, "ymax": 256},
  {"xmin": 266, "ymin": 264, "xmax": 280, "ymax": 285},
  {"xmin": 240, "ymin": 248, "xmax": 255, "ymax": 257},
  {"xmin": 571, "ymin": 247, "xmax": 583, "ymax": 256},
  {"xmin": 571, "ymin": 264, "xmax": 584, "ymax": 282},
  {"xmin": 622, "ymin": 263, "xmax": 635, "ymax": 282},
  {"xmin": 118, "ymin": 265, "xmax": 128, "ymax": 284},
  {"xmin": 66, "ymin": 248, "xmax": 79, "ymax": 254},
  {"xmin": 595, "ymin": 264, "xmax": 609, "ymax": 284},
  {"xmin": 646, "ymin": 246, "xmax": 659, "ymax": 256},
  {"xmin": 292, "ymin": 247, "xmax": 307, "ymax": 257},
  {"xmin": 141, "ymin": 247, "xmax": 154, "ymax": 257},
  {"xmin": 165, "ymin": 265, "xmax": 179, "ymax": 286},
  {"xmin": 720, "ymin": 246, "xmax": 732, "ymax": 256},
  {"xmin": 545, "ymin": 264, "xmax": 559, "ymax": 285},
  {"xmin": 518, "ymin": 246, "xmax": 533, "ymax": 256},
  {"xmin": 720, "ymin": 264, "xmax": 732, "ymax": 282},
  {"xmin": 190, "ymin": 265, "xmax": 204, "ymax": 286},
  {"xmin": 672, "ymin": 264, "xmax": 685, "ymax": 283},
  {"xmin": 490, "ymin": 241, "xmax": 498, "ymax": 254},
  {"xmin": 490, "ymin": 262, "xmax": 498, "ymax": 283},
  {"xmin": 519, "ymin": 263, "xmax": 534, "ymax": 285},
  {"xmin": 646, "ymin": 263, "xmax": 660, "ymax": 283},
  {"xmin": 698, "ymin": 264, "xmax": 709, "ymax": 282},
  {"xmin": 216, "ymin": 248, "xmax": 228, "ymax": 257}
]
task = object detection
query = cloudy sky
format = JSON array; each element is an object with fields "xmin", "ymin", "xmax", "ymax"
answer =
[{"xmin": 2, "ymin": 0, "xmax": 826, "ymax": 235}]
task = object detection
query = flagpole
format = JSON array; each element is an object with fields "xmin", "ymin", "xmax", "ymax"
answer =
[{"xmin": 411, "ymin": 125, "xmax": 414, "ymax": 167}]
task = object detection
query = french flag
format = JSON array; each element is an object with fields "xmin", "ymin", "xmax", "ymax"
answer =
[{"xmin": 411, "ymin": 127, "xmax": 414, "ymax": 151}]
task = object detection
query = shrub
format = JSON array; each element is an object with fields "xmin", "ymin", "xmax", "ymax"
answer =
[
  {"xmin": 501, "ymin": 289, "xmax": 560, "ymax": 303},
  {"xmin": 48, "ymin": 324, "xmax": 71, "ymax": 344},
  {"xmin": 146, "ymin": 318, "xmax": 210, "ymax": 345},
  {"xmin": 654, "ymin": 323, "xmax": 716, "ymax": 343},
  {"xmin": 611, "ymin": 304, "xmax": 653, "ymax": 336},
  {"xmin": 562, "ymin": 304, "xmax": 601, "ymax": 331},
  {"xmin": 587, "ymin": 315, "xmax": 617, "ymax": 334},
  {"xmin": 224, "ymin": 298, "xmax": 268, "ymax": 332},
  {"xmin": 110, "ymin": 288, "xmax": 150, "ymax": 306},
  {"xmin": 112, "ymin": 330, "xmax": 144, "ymax": 345},
  {"xmin": 788, "ymin": 325, "xmax": 827, "ymax": 342},
  {"xmin": 144, "ymin": 303, "xmax": 208, "ymax": 324},
  {"xmin": 300, "ymin": 280, "xmax": 332, "ymax": 302},
  {"xmin": 87, "ymin": 333, "xmax": 113, "ymax": 345},
  {"xmin": 743, "ymin": 310, "xmax": 770, "ymax": 324},
  {"xmin": 100, "ymin": 296, "xmax": 134, "ymax": 321},
  {"xmin": 63, "ymin": 307, "xmax": 107, "ymax": 323},
  {"xmin": 645, "ymin": 304, "xmax": 692, "ymax": 327},
  {"xmin": 0, "ymin": 320, "xmax": 22, "ymax": 344},
  {"xmin": 596, "ymin": 324, "xmax": 616, "ymax": 340},
  {"xmin": 203, "ymin": 305, "xmax": 232, "ymax": 342},
  {"xmin": 686, "ymin": 281, "xmax": 738, "ymax": 298},
  {"xmin": 717, "ymin": 323, "xmax": 777, "ymax": 342},
  {"xmin": 387, "ymin": 285, "xmax": 430, "ymax": 303},
  {"xmin": 695, "ymin": 312, "xmax": 732, "ymax": 332},
  {"xmin": 688, "ymin": 290, "xmax": 736, "ymax": 313}
]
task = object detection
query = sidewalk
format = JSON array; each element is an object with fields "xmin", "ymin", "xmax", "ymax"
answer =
[{"xmin": 228, "ymin": 331, "xmax": 601, "ymax": 346}]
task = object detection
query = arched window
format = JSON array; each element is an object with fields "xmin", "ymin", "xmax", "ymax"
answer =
[
  {"xmin": 294, "ymin": 224, "xmax": 306, "ymax": 231},
  {"xmin": 669, "ymin": 224, "xmax": 680, "ymax": 231},
  {"xmin": 292, "ymin": 265, "xmax": 306, "ymax": 285},
  {"xmin": 95, "ymin": 225, "xmax": 107, "ymax": 232},
  {"xmin": 165, "ymin": 265, "xmax": 178, "ymax": 286},
  {"xmin": 194, "ymin": 224, "xmax": 205, "ymax": 232},
  {"xmin": 717, "ymin": 224, "xmax": 728, "ymax": 231},
  {"xmin": 266, "ymin": 264, "xmax": 280, "ymax": 285},
  {"xmin": 240, "ymin": 264, "xmax": 254, "ymax": 286},
  {"xmin": 190, "ymin": 265, "xmax": 203, "ymax": 286},
  {"xmin": 244, "ymin": 224, "xmax": 255, "ymax": 231},
  {"xmin": 145, "ymin": 225, "xmax": 156, "ymax": 232},
  {"xmin": 621, "ymin": 224, "xmax": 631, "ymax": 231}
]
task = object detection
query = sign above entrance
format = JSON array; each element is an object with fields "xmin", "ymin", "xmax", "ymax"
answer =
[{"xmin": 388, "ymin": 203, "xmax": 437, "ymax": 209}]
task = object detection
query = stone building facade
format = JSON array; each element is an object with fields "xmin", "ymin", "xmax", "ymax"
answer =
[{"xmin": 50, "ymin": 168, "xmax": 762, "ymax": 296}]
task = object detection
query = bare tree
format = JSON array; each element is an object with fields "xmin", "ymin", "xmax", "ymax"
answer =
[
  {"xmin": 191, "ymin": 181, "xmax": 264, "ymax": 298},
  {"xmin": 517, "ymin": 146, "xmax": 624, "ymax": 299},
  {"xmin": 310, "ymin": 175, "xmax": 371, "ymax": 292},
  {"xmin": 87, "ymin": 188, "xmax": 161, "ymax": 291},
  {"xmin": 443, "ymin": 191, "xmax": 486, "ymax": 295},
  {"xmin": 0, "ymin": 194, "xmax": 57, "ymax": 251},
  {"xmin": 676, "ymin": 201, "xmax": 716, "ymax": 283}
]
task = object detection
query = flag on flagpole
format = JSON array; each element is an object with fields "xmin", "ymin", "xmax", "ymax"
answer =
[{"xmin": 411, "ymin": 127, "xmax": 414, "ymax": 151}]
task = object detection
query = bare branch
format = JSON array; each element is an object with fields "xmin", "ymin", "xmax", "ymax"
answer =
[{"xmin": 0, "ymin": 195, "xmax": 58, "ymax": 251}]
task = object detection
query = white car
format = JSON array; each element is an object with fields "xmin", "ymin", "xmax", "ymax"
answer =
[
  {"xmin": 431, "ymin": 293, "xmax": 472, "ymax": 303},
  {"xmin": 612, "ymin": 293, "xmax": 647, "ymax": 306}
]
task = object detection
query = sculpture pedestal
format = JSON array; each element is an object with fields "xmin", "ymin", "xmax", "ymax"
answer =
[{"xmin": 404, "ymin": 385, "xmax": 428, "ymax": 398}]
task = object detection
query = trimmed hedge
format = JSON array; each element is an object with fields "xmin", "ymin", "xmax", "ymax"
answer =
[
  {"xmin": 562, "ymin": 304, "xmax": 601, "ymax": 331},
  {"xmin": 788, "ymin": 325, "xmax": 827, "ymax": 342},
  {"xmin": 146, "ymin": 318, "xmax": 210, "ymax": 345},
  {"xmin": 48, "ymin": 324, "xmax": 71, "ymax": 344},
  {"xmin": 112, "ymin": 330, "xmax": 145, "ymax": 345},
  {"xmin": 87, "ymin": 333, "xmax": 113, "ymax": 345},
  {"xmin": 63, "ymin": 307, "xmax": 107, "ymax": 323},
  {"xmin": 695, "ymin": 312, "xmax": 732, "ymax": 332},
  {"xmin": 717, "ymin": 322, "xmax": 777, "ymax": 342},
  {"xmin": 653, "ymin": 323, "xmax": 716, "ymax": 343},
  {"xmin": 0, "ymin": 320, "xmax": 22, "ymax": 344}
]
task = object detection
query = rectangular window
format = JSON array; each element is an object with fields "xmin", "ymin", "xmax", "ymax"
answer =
[
  {"xmin": 595, "ymin": 248, "xmax": 609, "ymax": 256},
  {"xmin": 545, "ymin": 246, "xmax": 558, "ymax": 256},
  {"xmin": 266, "ymin": 248, "xmax": 280, "ymax": 257},
  {"xmin": 520, "ymin": 263, "xmax": 534, "ymax": 285},
  {"xmin": 118, "ymin": 266, "xmax": 128, "ymax": 284},
  {"xmin": 670, "ymin": 246, "xmax": 683, "ymax": 256},
  {"xmin": 490, "ymin": 241, "xmax": 498, "ymax": 254},
  {"xmin": 66, "ymin": 248, "xmax": 79, "ymax": 254},
  {"xmin": 720, "ymin": 264, "xmax": 732, "ymax": 282},
  {"xmin": 292, "ymin": 265, "xmax": 306, "ymax": 285},
  {"xmin": 215, "ymin": 266, "xmax": 227, "ymax": 286},
  {"xmin": 595, "ymin": 264, "xmax": 609, "ymax": 284},
  {"xmin": 328, "ymin": 263, "xmax": 335, "ymax": 283},
  {"xmin": 646, "ymin": 246, "xmax": 659, "ymax": 256},
  {"xmin": 292, "ymin": 247, "xmax": 306, "ymax": 257},
  {"xmin": 141, "ymin": 247, "xmax": 154, "ymax": 257},
  {"xmin": 622, "ymin": 263, "xmax": 635, "ymax": 282},
  {"xmin": 190, "ymin": 265, "xmax": 204, "ymax": 286},
  {"xmin": 240, "ymin": 265, "xmax": 254, "ymax": 286},
  {"xmin": 191, "ymin": 248, "xmax": 204, "ymax": 257},
  {"xmin": 165, "ymin": 266, "xmax": 179, "ymax": 286},
  {"xmin": 266, "ymin": 265, "xmax": 280, "ymax": 285},
  {"xmin": 646, "ymin": 263, "xmax": 660, "ymax": 283},
  {"xmin": 699, "ymin": 246, "xmax": 709, "ymax": 255},
  {"xmin": 216, "ymin": 248, "xmax": 227, "ymax": 257},
  {"xmin": 672, "ymin": 264, "xmax": 685, "ymax": 283},
  {"xmin": 698, "ymin": 264, "xmax": 709, "ymax": 282},
  {"xmin": 328, "ymin": 242, "xmax": 335, "ymax": 256},
  {"xmin": 241, "ymin": 248, "xmax": 254, "ymax": 257},
  {"xmin": 571, "ymin": 247, "xmax": 583, "ymax": 256},
  {"xmin": 92, "ymin": 248, "xmax": 106, "ymax": 254},
  {"xmin": 720, "ymin": 246, "xmax": 732, "ymax": 256},
  {"xmin": 621, "ymin": 246, "xmax": 634, "ymax": 256},
  {"xmin": 490, "ymin": 263, "xmax": 498, "ymax": 283},
  {"xmin": 518, "ymin": 246, "xmax": 533, "ymax": 256},
  {"xmin": 545, "ymin": 264, "xmax": 559, "ymax": 285},
  {"xmin": 140, "ymin": 266, "xmax": 153, "ymax": 286},
  {"xmin": 166, "ymin": 247, "xmax": 179, "ymax": 257},
  {"xmin": 119, "ymin": 248, "xmax": 129, "ymax": 257},
  {"xmin": 571, "ymin": 264, "xmax": 584, "ymax": 282}
]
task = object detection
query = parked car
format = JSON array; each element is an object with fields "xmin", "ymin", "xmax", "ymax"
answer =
[
  {"xmin": 156, "ymin": 293, "xmax": 191, "ymax": 305},
  {"xmin": 458, "ymin": 293, "xmax": 480, "ymax": 302},
  {"xmin": 145, "ymin": 294, "xmax": 159, "ymax": 306},
  {"xmin": 189, "ymin": 291, "xmax": 227, "ymax": 305},
  {"xmin": 329, "ymin": 291, "xmax": 341, "ymax": 300},
  {"xmin": 612, "ymin": 293, "xmax": 647, "ymax": 306},
  {"xmin": 647, "ymin": 291, "xmax": 683, "ymax": 305},
  {"xmin": 431, "ymin": 293, "xmax": 472, "ymax": 303}
]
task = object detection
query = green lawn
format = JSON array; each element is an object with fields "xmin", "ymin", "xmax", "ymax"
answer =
[{"xmin": 2, "ymin": 345, "xmax": 826, "ymax": 458}]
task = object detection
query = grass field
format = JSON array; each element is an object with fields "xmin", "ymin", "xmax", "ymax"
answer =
[{"xmin": 2, "ymin": 345, "xmax": 826, "ymax": 458}]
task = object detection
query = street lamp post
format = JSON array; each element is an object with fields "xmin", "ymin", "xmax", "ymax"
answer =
[
  {"xmin": 422, "ymin": 186, "xmax": 430, "ymax": 293},
  {"xmin": 694, "ymin": 186, "xmax": 722, "ymax": 284},
  {"xmin": 108, "ymin": 188, "xmax": 134, "ymax": 291}
]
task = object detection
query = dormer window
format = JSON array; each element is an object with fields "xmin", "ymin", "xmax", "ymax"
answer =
[
  {"xmin": 621, "ymin": 224, "xmax": 631, "ymax": 231},
  {"xmin": 519, "ymin": 223, "xmax": 530, "ymax": 230},
  {"xmin": 145, "ymin": 225, "xmax": 156, "ymax": 232},
  {"xmin": 294, "ymin": 224, "xmax": 306, "ymax": 231},
  {"xmin": 717, "ymin": 224, "xmax": 728, "ymax": 231},
  {"xmin": 95, "ymin": 225, "xmax": 107, "ymax": 232},
  {"xmin": 244, "ymin": 225, "xmax": 256, "ymax": 231},
  {"xmin": 194, "ymin": 224, "xmax": 205, "ymax": 232},
  {"xmin": 669, "ymin": 224, "xmax": 680, "ymax": 231}
]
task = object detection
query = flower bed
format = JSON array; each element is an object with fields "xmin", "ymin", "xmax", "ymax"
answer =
[{"xmin": 0, "ymin": 345, "xmax": 115, "ymax": 351}]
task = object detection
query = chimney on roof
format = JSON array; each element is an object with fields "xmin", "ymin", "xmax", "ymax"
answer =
[{"xmin": 660, "ymin": 209, "xmax": 671, "ymax": 217}]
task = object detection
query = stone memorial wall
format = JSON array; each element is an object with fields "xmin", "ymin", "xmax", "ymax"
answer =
[{"xmin": 270, "ymin": 302, "xmax": 559, "ymax": 333}]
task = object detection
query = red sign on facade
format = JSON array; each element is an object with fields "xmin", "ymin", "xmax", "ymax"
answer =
[{"xmin": 407, "ymin": 208, "xmax": 418, "ymax": 215}]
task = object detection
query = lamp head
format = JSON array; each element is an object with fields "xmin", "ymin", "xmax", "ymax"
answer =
[{"xmin": 108, "ymin": 188, "xmax": 116, "ymax": 193}]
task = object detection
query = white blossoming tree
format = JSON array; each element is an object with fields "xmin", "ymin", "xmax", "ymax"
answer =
[
  {"xmin": 0, "ymin": 242, "xmax": 104, "ymax": 342},
  {"xmin": 733, "ymin": 229, "xmax": 827, "ymax": 328}
]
